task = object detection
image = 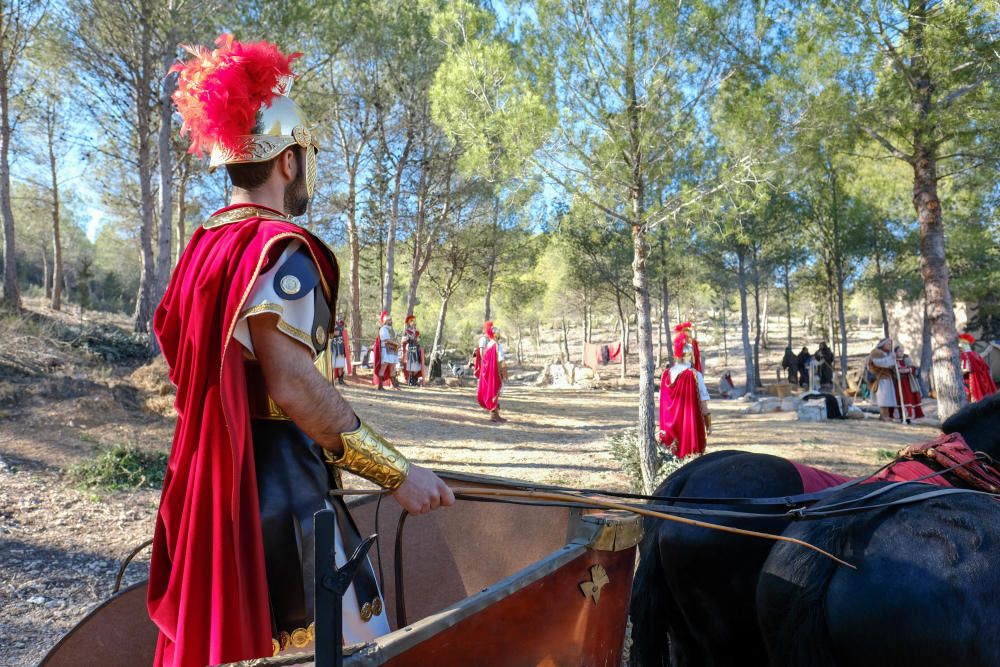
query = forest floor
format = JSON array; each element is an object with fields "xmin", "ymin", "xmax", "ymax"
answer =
[{"xmin": 0, "ymin": 299, "xmax": 942, "ymax": 666}]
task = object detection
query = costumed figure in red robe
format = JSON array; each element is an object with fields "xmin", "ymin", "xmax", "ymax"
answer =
[
  {"xmin": 673, "ymin": 321, "xmax": 702, "ymax": 373},
  {"xmin": 477, "ymin": 321, "xmax": 506, "ymax": 422},
  {"xmin": 401, "ymin": 315, "xmax": 427, "ymax": 386},
  {"xmin": 960, "ymin": 332, "xmax": 998, "ymax": 402},
  {"xmin": 151, "ymin": 36, "xmax": 454, "ymax": 667},
  {"xmin": 892, "ymin": 344, "xmax": 924, "ymax": 420},
  {"xmin": 371, "ymin": 310, "xmax": 401, "ymax": 390},
  {"xmin": 658, "ymin": 332, "xmax": 711, "ymax": 459},
  {"xmin": 331, "ymin": 316, "xmax": 351, "ymax": 385}
]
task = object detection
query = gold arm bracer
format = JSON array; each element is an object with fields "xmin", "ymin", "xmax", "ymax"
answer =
[{"xmin": 323, "ymin": 421, "xmax": 411, "ymax": 491}]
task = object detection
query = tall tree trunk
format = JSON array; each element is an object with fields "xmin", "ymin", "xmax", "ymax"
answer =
[
  {"xmin": 752, "ymin": 262, "xmax": 762, "ymax": 388},
  {"xmin": 835, "ymin": 259, "xmax": 849, "ymax": 385},
  {"xmin": 483, "ymin": 195, "xmax": 500, "ymax": 321},
  {"xmin": 46, "ymin": 102, "xmax": 62, "ymax": 311},
  {"xmin": 722, "ymin": 286, "xmax": 729, "ymax": 368},
  {"xmin": 175, "ymin": 153, "xmax": 189, "ymax": 265},
  {"xmin": 824, "ymin": 258, "xmax": 836, "ymax": 349},
  {"xmin": 560, "ymin": 316, "xmax": 570, "ymax": 362},
  {"xmin": 132, "ymin": 3, "xmax": 155, "ymax": 337},
  {"xmin": 152, "ymin": 46, "xmax": 177, "ymax": 344},
  {"xmin": 432, "ymin": 294, "xmax": 449, "ymax": 356},
  {"xmin": 382, "ymin": 132, "xmax": 413, "ymax": 314},
  {"xmin": 784, "ymin": 262, "xmax": 792, "ymax": 348},
  {"xmin": 760, "ymin": 284, "xmax": 769, "ymax": 350},
  {"xmin": 42, "ymin": 249, "xmax": 50, "ymax": 299},
  {"xmin": 347, "ymin": 177, "xmax": 363, "ymax": 369},
  {"xmin": 0, "ymin": 69, "xmax": 19, "ymax": 309},
  {"xmin": 909, "ymin": 2, "xmax": 965, "ymax": 418},
  {"xmin": 737, "ymin": 249, "xmax": 755, "ymax": 393}
]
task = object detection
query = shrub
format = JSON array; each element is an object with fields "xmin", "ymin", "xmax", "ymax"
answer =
[
  {"xmin": 67, "ymin": 444, "xmax": 168, "ymax": 491},
  {"xmin": 609, "ymin": 427, "xmax": 686, "ymax": 493}
]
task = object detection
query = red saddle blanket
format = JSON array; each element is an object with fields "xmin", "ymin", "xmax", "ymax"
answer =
[{"xmin": 792, "ymin": 432, "xmax": 1000, "ymax": 496}]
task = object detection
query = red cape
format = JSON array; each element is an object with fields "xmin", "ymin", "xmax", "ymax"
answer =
[
  {"xmin": 473, "ymin": 347, "xmax": 483, "ymax": 379},
  {"xmin": 658, "ymin": 368, "xmax": 706, "ymax": 459},
  {"xmin": 150, "ymin": 204, "xmax": 339, "ymax": 667},
  {"xmin": 963, "ymin": 350, "xmax": 997, "ymax": 402},
  {"xmin": 691, "ymin": 340, "xmax": 702, "ymax": 373},
  {"xmin": 477, "ymin": 340, "xmax": 502, "ymax": 411}
]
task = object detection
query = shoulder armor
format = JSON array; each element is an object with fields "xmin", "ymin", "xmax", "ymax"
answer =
[{"xmin": 274, "ymin": 247, "xmax": 320, "ymax": 300}]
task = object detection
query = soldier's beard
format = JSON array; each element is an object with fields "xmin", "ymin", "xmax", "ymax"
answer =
[{"xmin": 284, "ymin": 167, "xmax": 309, "ymax": 217}]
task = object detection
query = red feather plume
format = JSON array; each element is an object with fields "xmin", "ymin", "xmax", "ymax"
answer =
[
  {"xmin": 170, "ymin": 34, "xmax": 302, "ymax": 157},
  {"xmin": 959, "ymin": 333, "xmax": 977, "ymax": 344}
]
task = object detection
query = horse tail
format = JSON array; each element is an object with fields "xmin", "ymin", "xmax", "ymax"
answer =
[{"xmin": 758, "ymin": 522, "xmax": 842, "ymax": 667}]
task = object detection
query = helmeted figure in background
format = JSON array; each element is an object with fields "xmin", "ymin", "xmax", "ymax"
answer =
[
  {"xmin": 893, "ymin": 344, "xmax": 924, "ymax": 420},
  {"xmin": 371, "ymin": 310, "xmax": 400, "ymax": 390},
  {"xmin": 673, "ymin": 321, "xmax": 702, "ymax": 373},
  {"xmin": 151, "ymin": 36, "xmax": 453, "ymax": 667},
  {"xmin": 658, "ymin": 332, "xmax": 711, "ymax": 459},
  {"xmin": 477, "ymin": 321, "xmax": 506, "ymax": 422},
  {"xmin": 868, "ymin": 338, "xmax": 899, "ymax": 421},
  {"xmin": 330, "ymin": 316, "xmax": 351, "ymax": 385},
  {"xmin": 960, "ymin": 332, "xmax": 997, "ymax": 402},
  {"xmin": 401, "ymin": 315, "xmax": 426, "ymax": 386}
]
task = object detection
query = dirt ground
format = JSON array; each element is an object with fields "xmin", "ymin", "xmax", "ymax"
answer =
[{"xmin": 0, "ymin": 303, "xmax": 943, "ymax": 666}]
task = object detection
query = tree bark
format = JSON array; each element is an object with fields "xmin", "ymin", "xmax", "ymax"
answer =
[
  {"xmin": 175, "ymin": 153, "xmax": 190, "ymax": 265},
  {"xmin": 874, "ymin": 249, "xmax": 890, "ymax": 338},
  {"xmin": 483, "ymin": 195, "xmax": 500, "ymax": 322},
  {"xmin": 737, "ymin": 249, "xmax": 755, "ymax": 393},
  {"xmin": 784, "ymin": 262, "xmax": 793, "ymax": 349},
  {"xmin": 909, "ymin": 1, "xmax": 965, "ymax": 418},
  {"xmin": 152, "ymin": 46, "xmax": 177, "ymax": 341},
  {"xmin": 132, "ymin": 2, "xmax": 156, "ymax": 337},
  {"xmin": 835, "ymin": 258, "xmax": 849, "ymax": 385},
  {"xmin": 0, "ymin": 62, "xmax": 19, "ymax": 309},
  {"xmin": 920, "ymin": 294, "xmax": 933, "ymax": 395},
  {"xmin": 348, "ymin": 176, "xmax": 363, "ymax": 369},
  {"xmin": 751, "ymin": 254, "xmax": 763, "ymax": 388},
  {"xmin": 432, "ymin": 295, "xmax": 449, "ymax": 356},
  {"xmin": 46, "ymin": 101, "xmax": 62, "ymax": 311}
]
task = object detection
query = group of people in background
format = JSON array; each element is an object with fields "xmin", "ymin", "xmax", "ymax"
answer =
[
  {"xmin": 336, "ymin": 312, "xmax": 508, "ymax": 423},
  {"xmin": 781, "ymin": 341, "xmax": 835, "ymax": 389},
  {"xmin": 867, "ymin": 338, "xmax": 924, "ymax": 422}
]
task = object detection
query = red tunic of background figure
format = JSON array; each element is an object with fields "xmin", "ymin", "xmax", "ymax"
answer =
[
  {"xmin": 960, "ymin": 333, "xmax": 997, "ymax": 402},
  {"xmin": 658, "ymin": 333, "xmax": 709, "ymax": 459},
  {"xmin": 477, "ymin": 321, "xmax": 505, "ymax": 422}
]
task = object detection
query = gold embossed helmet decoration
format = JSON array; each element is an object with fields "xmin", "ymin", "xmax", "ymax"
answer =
[{"xmin": 171, "ymin": 35, "xmax": 320, "ymax": 196}]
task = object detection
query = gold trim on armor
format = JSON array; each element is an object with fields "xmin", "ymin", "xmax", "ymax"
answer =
[
  {"xmin": 323, "ymin": 421, "xmax": 411, "ymax": 491},
  {"xmin": 203, "ymin": 206, "xmax": 292, "ymax": 229},
  {"xmin": 240, "ymin": 301, "xmax": 285, "ymax": 320},
  {"xmin": 277, "ymin": 318, "xmax": 314, "ymax": 350}
]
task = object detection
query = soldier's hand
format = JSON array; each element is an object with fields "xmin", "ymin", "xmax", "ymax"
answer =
[{"xmin": 392, "ymin": 464, "xmax": 456, "ymax": 515}]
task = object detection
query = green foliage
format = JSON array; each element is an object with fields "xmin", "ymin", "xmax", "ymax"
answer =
[
  {"xmin": 67, "ymin": 444, "xmax": 168, "ymax": 491},
  {"xmin": 609, "ymin": 427, "xmax": 686, "ymax": 494},
  {"xmin": 874, "ymin": 448, "xmax": 898, "ymax": 464}
]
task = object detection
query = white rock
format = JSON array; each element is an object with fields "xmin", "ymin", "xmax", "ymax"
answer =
[
  {"xmin": 780, "ymin": 396, "xmax": 802, "ymax": 412},
  {"xmin": 797, "ymin": 403, "xmax": 827, "ymax": 421}
]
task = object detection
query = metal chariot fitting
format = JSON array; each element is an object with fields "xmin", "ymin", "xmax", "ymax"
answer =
[{"xmin": 323, "ymin": 420, "xmax": 411, "ymax": 491}]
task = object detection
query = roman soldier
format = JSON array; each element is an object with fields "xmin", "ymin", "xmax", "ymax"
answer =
[
  {"xmin": 959, "ymin": 333, "xmax": 997, "ymax": 402},
  {"xmin": 153, "ymin": 36, "xmax": 453, "ymax": 667},
  {"xmin": 331, "ymin": 316, "xmax": 351, "ymax": 384},
  {"xmin": 371, "ymin": 310, "xmax": 400, "ymax": 390},
  {"xmin": 673, "ymin": 321, "xmax": 702, "ymax": 373},
  {"xmin": 477, "ymin": 321, "xmax": 506, "ymax": 422},
  {"xmin": 658, "ymin": 332, "xmax": 710, "ymax": 459},
  {"xmin": 892, "ymin": 344, "xmax": 924, "ymax": 420},
  {"xmin": 401, "ymin": 315, "xmax": 426, "ymax": 386}
]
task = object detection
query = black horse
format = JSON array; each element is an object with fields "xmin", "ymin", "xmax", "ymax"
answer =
[
  {"xmin": 629, "ymin": 450, "xmax": 807, "ymax": 667},
  {"xmin": 757, "ymin": 394, "xmax": 1000, "ymax": 666},
  {"xmin": 629, "ymin": 393, "xmax": 1000, "ymax": 667}
]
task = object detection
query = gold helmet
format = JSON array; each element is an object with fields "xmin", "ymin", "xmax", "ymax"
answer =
[{"xmin": 172, "ymin": 35, "xmax": 320, "ymax": 196}]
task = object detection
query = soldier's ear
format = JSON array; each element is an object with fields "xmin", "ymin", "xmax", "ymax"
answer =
[{"xmin": 277, "ymin": 148, "xmax": 297, "ymax": 182}]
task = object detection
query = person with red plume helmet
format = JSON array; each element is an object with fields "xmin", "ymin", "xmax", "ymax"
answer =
[
  {"xmin": 959, "ymin": 332, "xmax": 997, "ymax": 402},
  {"xmin": 401, "ymin": 314, "xmax": 427, "ymax": 386},
  {"xmin": 372, "ymin": 310, "xmax": 401, "ymax": 389},
  {"xmin": 672, "ymin": 321, "xmax": 702, "ymax": 373},
  {"xmin": 151, "ymin": 36, "xmax": 454, "ymax": 667},
  {"xmin": 658, "ymin": 330, "xmax": 711, "ymax": 458},
  {"xmin": 330, "ymin": 316, "xmax": 351, "ymax": 384},
  {"xmin": 477, "ymin": 321, "xmax": 507, "ymax": 422}
]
